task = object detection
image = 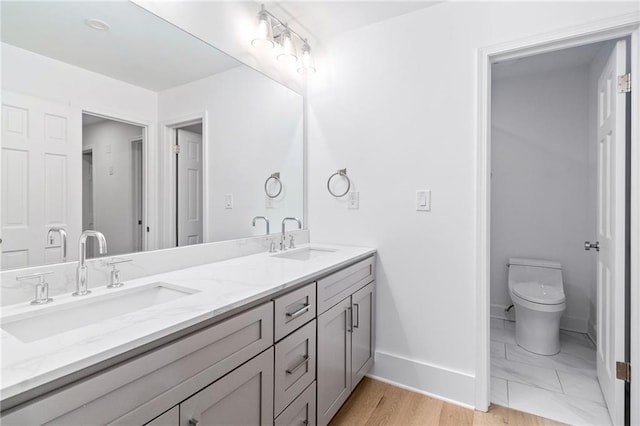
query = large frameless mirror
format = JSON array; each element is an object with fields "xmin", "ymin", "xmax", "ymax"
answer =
[{"xmin": 1, "ymin": 1, "xmax": 304, "ymax": 270}]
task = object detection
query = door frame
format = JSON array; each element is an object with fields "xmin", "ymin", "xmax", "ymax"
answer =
[
  {"xmin": 160, "ymin": 112, "xmax": 208, "ymax": 248},
  {"xmin": 474, "ymin": 13, "xmax": 640, "ymax": 424}
]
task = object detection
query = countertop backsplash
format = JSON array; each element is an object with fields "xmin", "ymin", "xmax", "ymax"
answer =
[{"xmin": 0, "ymin": 230, "xmax": 309, "ymax": 307}]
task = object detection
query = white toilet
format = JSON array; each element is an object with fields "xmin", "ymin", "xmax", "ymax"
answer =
[{"xmin": 508, "ymin": 258, "xmax": 566, "ymax": 355}]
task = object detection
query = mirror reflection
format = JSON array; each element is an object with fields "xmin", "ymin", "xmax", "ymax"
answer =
[{"xmin": 1, "ymin": 1, "xmax": 304, "ymax": 270}]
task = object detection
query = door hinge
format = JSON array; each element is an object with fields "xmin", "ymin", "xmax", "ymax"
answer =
[
  {"xmin": 616, "ymin": 361, "xmax": 631, "ymax": 383},
  {"xmin": 173, "ymin": 144, "xmax": 181, "ymax": 155},
  {"xmin": 618, "ymin": 73, "xmax": 631, "ymax": 93}
]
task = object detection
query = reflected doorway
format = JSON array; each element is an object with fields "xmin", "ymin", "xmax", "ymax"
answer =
[
  {"xmin": 174, "ymin": 121, "xmax": 203, "ymax": 247},
  {"xmin": 81, "ymin": 113, "xmax": 145, "ymax": 258}
]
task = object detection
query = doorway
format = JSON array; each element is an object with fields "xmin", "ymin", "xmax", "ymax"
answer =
[
  {"xmin": 173, "ymin": 121, "xmax": 203, "ymax": 247},
  {"xmin": 486, "ymin": 40, "xmax": 630, "ymax": 425},
  {"xmin": 81, "ymin": 113, "xmax": 146, "ymax": 257}
]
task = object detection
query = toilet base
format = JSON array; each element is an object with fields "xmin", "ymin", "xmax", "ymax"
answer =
[{"xmin": 514, "ymin": 303, "xmax": 564, "ymax": 356}]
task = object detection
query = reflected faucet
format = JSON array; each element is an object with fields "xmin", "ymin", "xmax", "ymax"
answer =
[
  {"xmin": 47, "ymin": 227, "xmax": 67, "ymax": 262},
  {"xmin": 252, "ymin": 216, "xmax": 270, "ymax": 235},
  {"xmin": 281, "ymin": 217, "xmax": 302, "ymax": 251},
  {"xmin": 74, "ymin": 230, "xmax": 107, "ymax": 296}
]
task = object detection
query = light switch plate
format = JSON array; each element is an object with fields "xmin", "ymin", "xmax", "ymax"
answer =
[
  {"xmin": 416, "ymin": 190, "xmax": 431, "ymax": 211},
  {"xmin": 348, "ymin": 191, "xmax": 359, "ymax": 209},
  {"xmin": 224, "ymin": 194, "xmax": 233, "ymax": 209}
]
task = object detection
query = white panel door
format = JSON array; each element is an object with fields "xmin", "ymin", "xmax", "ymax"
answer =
[
  {"xmin": 176, "ymin": 129, "xmax": 203, "ymax": 246},
  {"xmin": 1, "ymin": 91, "xmax": 81, "ymax": 268},
  {"xmin": 596, "ymin": 40, "xmax": 627, "ymax": 426}
]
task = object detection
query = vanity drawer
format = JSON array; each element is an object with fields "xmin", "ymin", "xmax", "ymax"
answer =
[
  {"xmin": 275, "ymin": 381, "xmax": 316, "ymax": 426},
  {"xmin": 274, "ymin": 319, "xmax": 316, "ymax": 417},
  {"xmin": 4, "ymin": 302, "xmax": 273, "ymax": 426},
  {"xmin": 274, "ymin": 282, "xmax": 316, "ymax": 341},
  {"xmin": 317, "ymin": 256, "xmax": 374, "ymax": 314}
]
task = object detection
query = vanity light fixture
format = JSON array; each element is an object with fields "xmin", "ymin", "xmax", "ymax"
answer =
[
  {"xmin": 251, "ymin": 5, "xmax": 274, "ymax": 49},
  {"xmin": 251, "ymin": 4, "xmax": 316, "ymax": 74},
  {"xmin": 85, "ymin": 18, "xmax": 110, "ymax": 31},
  {"xmin": 297, "ymin": 40, "xmax": 316, "ymax": 75}
]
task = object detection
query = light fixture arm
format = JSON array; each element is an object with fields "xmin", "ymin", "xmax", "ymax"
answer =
[{"xmin": 260, "ymin": 5, "xmax": 308, "ymax": 45}]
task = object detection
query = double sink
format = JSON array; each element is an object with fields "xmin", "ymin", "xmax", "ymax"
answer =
[{"xmin": 1, "ymin": 247, "xmax": 337, "ymax": 344}]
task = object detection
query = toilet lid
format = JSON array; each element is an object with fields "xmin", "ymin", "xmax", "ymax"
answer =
[{"xmin": 512, "ymin": 281, "xmax": 565, "ymax": 304}]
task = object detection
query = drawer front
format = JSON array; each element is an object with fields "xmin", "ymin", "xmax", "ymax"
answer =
[
  {"xmin": 274, "ymin": 382, "xmax": 316, "ymax": 426},
  {"xmin": 274, "ymin": 282, "xmax": 316, "ymax": 341},
  {"xmin": 4, "ymin": 302, "xmax": 274, "ymax": 426},
  {"xmin": 317, "ymin": 256, "xmax": 374, "ymax": 314},
  {"xmin": 144, "ymin": 406, "xmax": 178, "ymax": 426},
  {"xmin": 274, "ymin": 319, "xmax": 317, "ymax": 417}
]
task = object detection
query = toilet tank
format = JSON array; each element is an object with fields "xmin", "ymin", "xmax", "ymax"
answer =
[{"xmin": 508, "ymin": 258, "xmax": 563, "ymax": 288}]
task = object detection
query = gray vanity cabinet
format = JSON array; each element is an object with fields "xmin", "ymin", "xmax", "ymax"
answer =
[
  {"xmin": 145, "ymin": 407, "xmax": 179, "ymax": 426},
  {"xmin": 317, "ymin": 297, "xmax": 353, "ymax": 426},
  {"xmin": 350, "ymin": 281, "xmax": 375, "ymax": 389},
  {"xmin": 316, "ymin": 256, "xmax": 376, "ymax": 426},
  {"xmin": 274, "ymin": 381, "xmax": 316, "ymax": 426},
  {"xmin": 179, "ymin": 348, "xmax": 274, "ymax": 426}
]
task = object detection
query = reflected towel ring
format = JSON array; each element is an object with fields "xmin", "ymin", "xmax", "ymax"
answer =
[
  {"xmin": 264, "ymin": 172, "xmax": 283, "ymax": 198},
  {"xmin": 327, "ymin": 168, "xmax": 351, "ymax": 198}
]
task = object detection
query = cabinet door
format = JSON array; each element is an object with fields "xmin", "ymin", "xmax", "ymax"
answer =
[
  {"xmin": 317, "ymin": 297, "xmax": 352, "ymax": 426},
  {"xmin": 179, "ymin": 348, "xmax": 274, "ymax": 426},
  {"xmin": 351, "ymin": 281, "xmax": 375, "ymax": 389}
]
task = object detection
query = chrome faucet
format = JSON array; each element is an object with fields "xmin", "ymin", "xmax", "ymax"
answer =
[
  {"xmin": 281, "ymin": 217, "xmax": 302, "ymax": 251},
  {"xmin": 74, "ymin": 230, "xmax": 107, "ymax": 296},
  {"xmin": 252, "ymin": 216, "xmax": 270, "ymax": 235},
  {"xmin": 47, "ymin": 226, "xmax": 67, "ymax": 262}
]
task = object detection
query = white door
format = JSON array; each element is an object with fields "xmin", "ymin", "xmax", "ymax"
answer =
[
  {"xmin": 596, "ymin": 39, "xmax": 627, "ymax": 425},
  {"xmin": 176, "ymin": 129, "xmax": 203, "ymax": 246},
  {"xmin": 1, "ymin": 91, "xmax": 81, "ymax": 268}
]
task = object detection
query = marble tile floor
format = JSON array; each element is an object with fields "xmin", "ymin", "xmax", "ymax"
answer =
[{"xmin": 490, "ymin": 318, "xmax": 611, "ymax": 426}]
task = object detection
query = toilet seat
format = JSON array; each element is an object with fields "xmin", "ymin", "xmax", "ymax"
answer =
[{"xmin": 511, "ymin": 281, "xmax": 565, "ymax": 305}]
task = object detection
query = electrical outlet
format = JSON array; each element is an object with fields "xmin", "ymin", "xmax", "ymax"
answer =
[
  {"xmin": 348, "ymin": 191, "xmax": 359, "ymax": 209},
  {"xmin": 265, "ymin": 196, "xmax": 274, "ymax": 209},
  {"xmin": 224, "ymin": 194, "xmax": 233, "ymax": 209},
  {"xmin": 106, "ymin": 144, "xmax": 111, "ymax": 154}
]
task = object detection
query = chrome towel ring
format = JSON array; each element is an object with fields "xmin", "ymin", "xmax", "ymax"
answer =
[
  {"xmin": 327, "ymin": 168, "xmax": 351, "ymax": 198},
  {"xmin": 264, "ymin": 172, "xmax": 283, "ymax": 198}
]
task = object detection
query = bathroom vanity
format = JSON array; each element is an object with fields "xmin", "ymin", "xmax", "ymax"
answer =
[{"xmin": 0, "ymin": 245, "xmax": 376, "ymax": 426}]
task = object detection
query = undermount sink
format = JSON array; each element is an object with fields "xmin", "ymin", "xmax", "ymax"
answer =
[
  {"xmin": 1, "ymin": 282, "xmax": 198, "ymax": 343},
  {"xmin": 272, "ymin": 247, "xmax": 337, "ymax": 261}
]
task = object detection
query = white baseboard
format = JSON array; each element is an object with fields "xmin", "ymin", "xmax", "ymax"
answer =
[
  {"xmin": 369, "ymin": 350, "xmax": 475, "ymax": 408},
  {"xmin": 491, "ymin": 303, "xmax": 588, "ymax": 333}
]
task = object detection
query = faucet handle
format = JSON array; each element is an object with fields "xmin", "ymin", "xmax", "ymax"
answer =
[
  {"xmin": 16, "ymin": 271, "xmax": 54, "ymax": 305},
  {"xmin": 105, "ymin": 258, "xmax": 132, "ymax": 266},
  {"xmin": 105, "ymin": 258, "xmax": 131, "ymax": 288}
]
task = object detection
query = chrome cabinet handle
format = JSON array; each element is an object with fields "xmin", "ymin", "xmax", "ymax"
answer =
[
  {"xmin": 188, "ymin": 419, "xmax": 199, "ymax": 426},
  {"xmin": 353, "ymin": 303, "xmax": 360, "ymax": 329},
  {"xmin": 286, "ymin": 304, "xmax": 310, "ymax": 319},
  {"xmin": 585, "ymin": 241, "xmax": 600, "ymax": 251},
  {"xmin": 286, "ymin": 355, "xmax": 309, "ymax": 375},
  {"xmin": 347, "ymin": 306, "xmax": 353, "ymax": 332}
]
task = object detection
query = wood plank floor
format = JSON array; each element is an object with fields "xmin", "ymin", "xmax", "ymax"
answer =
[{"xmin": 329, "ymin": 378, "xmax": 566, "ymax": 426}]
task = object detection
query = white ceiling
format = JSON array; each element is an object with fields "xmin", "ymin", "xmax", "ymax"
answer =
[
  {"xmin": 492, "ymin": 41, "xmax": 613, "ymax": 80},
  {"xmin": 1, "ymin": 1, "xmax": 240, "ymax": 92},
  {"xmin": 270, "ymin": 1, "xmax": 443, "ymax": 42}
]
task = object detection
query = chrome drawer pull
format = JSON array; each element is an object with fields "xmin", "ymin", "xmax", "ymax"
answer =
[
  {"xmin": 286, "ymin": 355, "xmax": 309, "ymax": 375},
  {"xmin": 188, "ymin": 419, "xmax": 199, "ymax": 426},
  {"xmin": 286, "ymin": 304, "xmax": 310, "ymax": 319}
]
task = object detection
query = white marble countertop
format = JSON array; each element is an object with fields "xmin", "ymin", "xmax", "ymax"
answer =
[{"xmin": 0, "ymin": 243, "xmax": 375, "ymax": 403}]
